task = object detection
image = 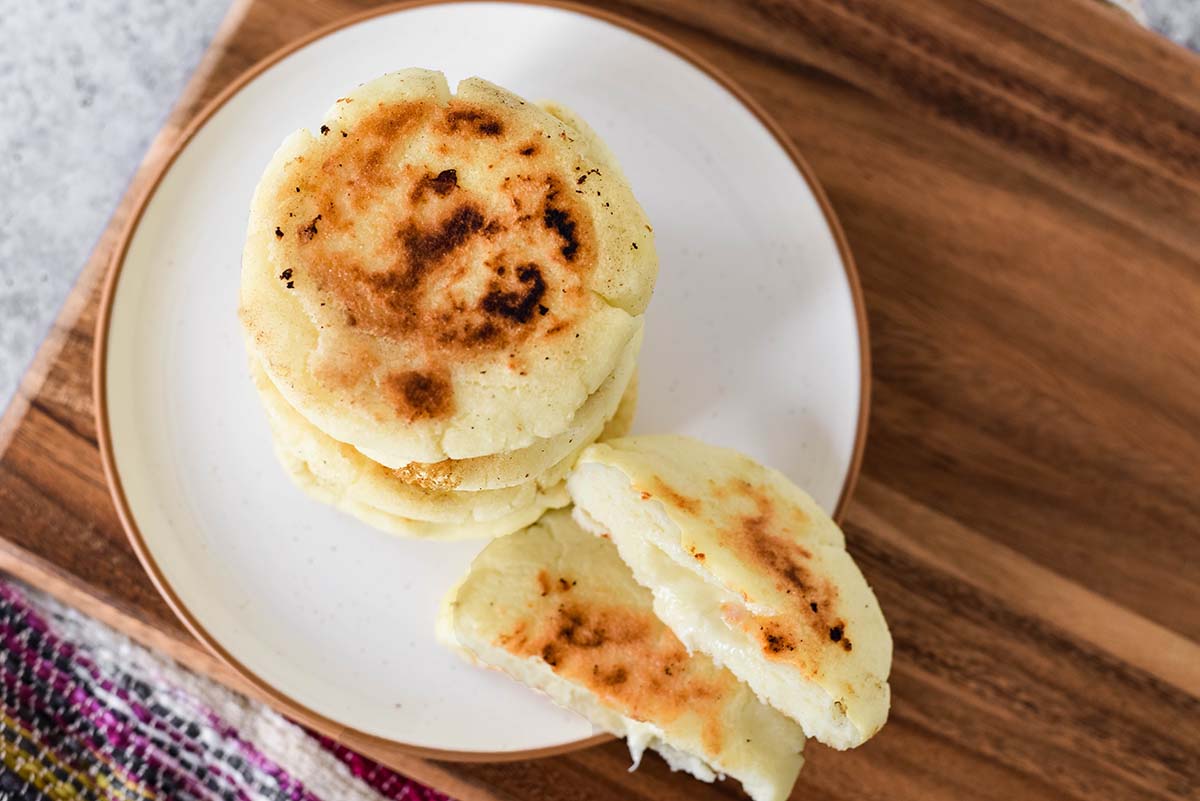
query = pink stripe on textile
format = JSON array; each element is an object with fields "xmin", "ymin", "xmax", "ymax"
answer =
[
  {"xmin": 0, "ymin": 586, "xmax": 251, "ymax": 801},
  {"xmin": 0, "ymin": 580, "xmax": 317, "ymax": 801},
  {"xmin": 307, "ymin": 732, "xmax": 453, "ymax": 801},
  {"xmin": 0, "ymin": 579, "xmax": 450, "ymax": 801}
]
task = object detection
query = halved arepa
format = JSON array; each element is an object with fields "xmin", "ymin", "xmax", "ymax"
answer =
[
  {"xmin": 567, "ymin": 435, "xmax": 891, "ymax": 750},
  {"xmin": 446, "ymin": 509, "xmax": 805, "ymax": 801}
]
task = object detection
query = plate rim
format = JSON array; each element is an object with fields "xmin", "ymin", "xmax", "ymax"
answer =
[{"xmin": 93, "ymin": 0, "xmax": 872, "ymax": 763}]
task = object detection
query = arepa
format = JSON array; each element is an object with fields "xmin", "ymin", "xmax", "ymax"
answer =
[
  {"xmin": 567, "ymin": 435, "xmax": 892, "ymax": 750},
  {"xmin": 446, "ymin": 509, "xmax": 806, "ymax": 801},
  {"xmin": 240, "ymin": 69, "xmax": 656, "ymax": 467}
]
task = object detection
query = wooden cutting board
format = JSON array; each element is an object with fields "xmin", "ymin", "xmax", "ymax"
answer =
[{"xmin": 2, "ymin": 0, "xmax": 1198, "ymax": 798}]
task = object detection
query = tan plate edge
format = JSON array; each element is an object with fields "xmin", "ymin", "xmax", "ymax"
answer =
[{"xmin": 92, "ymin": 0, "xmax": 871, "ymax": 764}]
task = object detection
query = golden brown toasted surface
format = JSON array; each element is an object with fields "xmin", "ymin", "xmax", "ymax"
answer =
[
  {"xmin": 628, "ymin": 467, "xmax": 852, "ymax": 670},
  {"xmin": 454, "ymin": 510, "xmax": 756, "ymax": 758},
  {"xmin": 568, "ymin": 435, "xmax": 892, "ymax": 745},
  {"xmin": 497, "ymin": 566, "xmax": 733, "ymax": 755},
  {"xmin": 242, "ymin": 72, "xmax": 655, "ymax": 466},
  {"xmin": 268, "ymin": 97, "xmax": 599, "ymax": 422},
  {"xmin": 647, "ymin": 476, "xmax": 701, "ymax": 516},
  {"xmin": 580, "ymin": 439, "xmax": 870, "ymax": 679},
  {"xmin": 711, "ymin": 478, "xmax": 853, "ymax": 662}
]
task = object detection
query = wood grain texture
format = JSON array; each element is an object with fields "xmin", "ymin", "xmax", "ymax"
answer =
[{"xmin": 1, "ymin": 0, "xmax": 1198, "ymax": 798}]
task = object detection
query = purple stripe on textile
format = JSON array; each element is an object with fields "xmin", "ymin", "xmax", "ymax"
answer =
[
  {"xmin": 0, "ymin": 579, "xmax": 450, "ymax": 801},
  {"xmin": 0, "ymin": 583, "xmax": 288, "ymax": 801},
  {"xmin": 198, "ymin": 710, "xmax": 321, "ymax": 801},
  {"xmin": 0, "ymin": 596, "xmax": 227, "ymax": 800},
  {"xmin": 308, "ymin": 733, "xmax": 452, "ymax": 801}
]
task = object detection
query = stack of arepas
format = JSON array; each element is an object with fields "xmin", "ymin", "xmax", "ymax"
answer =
[
  {"xmin": 241, "ymin": 69, "xmax": 892, "ymax": 801},
  {"xmin": 240, "ymin": 69, "xmax": 656, "ymax": 539}
]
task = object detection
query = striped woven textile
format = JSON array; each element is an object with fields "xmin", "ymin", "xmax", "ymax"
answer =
[{"xmin": 0, "ymin": 580, "xmax": 450, "ymax": 801}]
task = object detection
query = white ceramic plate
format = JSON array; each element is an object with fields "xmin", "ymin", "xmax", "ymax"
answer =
[{"xmin": 99, "ymin": 1, "xmax": 867, "ymax": 758}]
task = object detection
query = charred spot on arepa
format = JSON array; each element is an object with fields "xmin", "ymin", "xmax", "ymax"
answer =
[
  {"xmin": 557, "ymin": 605, "xmax": 608, "ymax": 648},
  {"xmin": 712, "ymin": 477, "xmax": 854, "ymax": 663},
  {"xmin": 257, "ymin": 78, "xmax": 625, "ymax": 438},
  {"xmin": 444, "ymin": 105, "xmax": 504, "ymax": 137},
  {"xmin": 543, "ymin": 205, "xmax": 580, "ymax": 261},
  {"xmin": 481, "ymin": 264, "xmax": 547, "ymax": 324},
  {"xmin": 297, "ymin": 214, "xmax": 322, "ymax": 243},
  {"xmin": 399, "ymin": 205, "xmax": 487, "ymax": 272},
  {"xmin": 829, "ymin": 622, "xmax": 852, "ymax": 652},
  {"xmin": 383, "ymin": 368, "xmax": 454, "ymax": 421},
  {"xmin": 318, "ymin": 101, "xmax": 433, "ymax": 205},
  {"xmin": 298, "ymin": 169, "xmax": 592, "ymax": 354},
  {"xmin": 758, "ymin": 620, "xmax": 797, "ymax": 656},
  {"xmin": 409, "ymin": 168, "xmax": 459, "ymax": 202},
  {"xmin": 598, "ymin": 666, "xmax": 628, "ymax": 686}
]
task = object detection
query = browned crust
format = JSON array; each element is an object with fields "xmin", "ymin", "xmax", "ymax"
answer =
[
  {"xmin": 497, "ymin": 570, "xmax": 734, "ymax": 756},
  {"xmin": 716, "ymin": 479, "xmax": 853, "ymax": 676},
  {"xmin": 273, "ymin": 98, "xmax": 600, "ymax": 418},
  {"xmin": 641, "ymin": 477, "xmax": 701, "ymax": 516},
  {"xmin": 383, "ymin": 368, "xmax": 455, "ymax": 421}
]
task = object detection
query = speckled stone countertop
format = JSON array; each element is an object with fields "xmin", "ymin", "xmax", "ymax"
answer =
[{"xmin": 0, "ymin": 0, "xmax": 1196, "ymax": 409}]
